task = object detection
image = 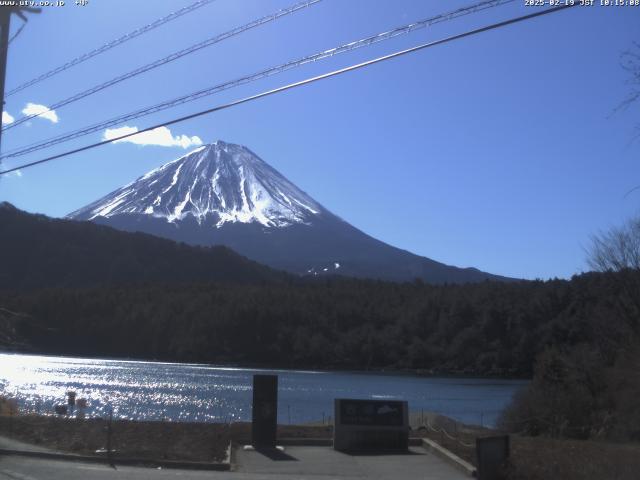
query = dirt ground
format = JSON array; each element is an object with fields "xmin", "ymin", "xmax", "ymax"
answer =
[
  {"xmin": 506, "ymin": 436, "xmax": 640, "ymax": 480},
  {"xmin": 0, "ymin": 414, "xmax": 332, "ymax": 463}
]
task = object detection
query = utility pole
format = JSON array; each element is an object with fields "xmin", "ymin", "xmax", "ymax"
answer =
[
  {"xmin": 0, "ymin": 6, "xmax": 40, "ymax": 155},
  {"xmin": 0, "ymin": 7, "xmax": 12, "ymax": 154}
]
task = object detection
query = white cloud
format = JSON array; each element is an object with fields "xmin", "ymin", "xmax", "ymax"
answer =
[
  {"xmin": 22, "ymin": 103, "xmax": 58, "ymax": 123},
  {"xmin": 2, "ymin": 111, "xmax": 14, "ymax": 125},
  {"xmin": 5, "ymin": 169, "xmax": 22, "ymax": 178},
  {"xmin": 102, "ymin": 125, "xmax": 203, "ymax": 149}
]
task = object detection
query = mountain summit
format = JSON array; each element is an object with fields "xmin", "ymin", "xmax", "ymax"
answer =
[
  {"xmin": 70, "ymin": 141, "xmax": 325, "ymax": 228},
  {"xmin": 68, "ymin": 141, "xmax": 511, "ymax": 283}
]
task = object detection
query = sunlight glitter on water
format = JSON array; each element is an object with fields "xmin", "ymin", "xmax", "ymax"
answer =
[
  {"xmin": 0, "ymin": 353, "xmax": 242, "ymax": 421},
  {"xmin": 0, "ymin": 353, "xmax": 527, "ymax": 426}
]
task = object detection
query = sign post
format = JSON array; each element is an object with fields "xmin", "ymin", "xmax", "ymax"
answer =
[{"xmin": 476, "ymin": 435, "xmax": 510, "ymax": 480}]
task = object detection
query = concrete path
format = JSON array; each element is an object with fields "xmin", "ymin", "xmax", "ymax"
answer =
[{"xmin": 235, "ymin": 445, "xmax": 469, "ymax": 479}]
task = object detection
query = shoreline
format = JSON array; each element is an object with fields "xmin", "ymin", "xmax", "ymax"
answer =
[{"xmin": 0, "ymin": 348, "xmax": 532, "ymax": 381}]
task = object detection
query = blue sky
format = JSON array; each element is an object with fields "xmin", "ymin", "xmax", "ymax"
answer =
[{"xmin": 0, "ymin": 0, "xmax": 638, "ymax": 280}]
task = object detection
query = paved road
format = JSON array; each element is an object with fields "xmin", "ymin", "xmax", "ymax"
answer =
[
  {"xmin": 0, "ymin": 436, "xmax": 55, "ymax": 454},
  {"xmin": 0, "ymin": 455, "xmax": 223, "ymax": 480},
  {"xmin": 0, "ymin": 446, "xmax": 469, "ymax": 479},
  {"xmin": 0, "ymin": 448, "xmax": 469, "ymax": 480}
]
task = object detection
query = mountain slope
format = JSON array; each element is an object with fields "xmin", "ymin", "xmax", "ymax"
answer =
[
  {"xmin": 0, "ymin": 202, "xmax": 286, "ymax": 290},
  {"xmin": 68, "ymin": 141, "xmax": 512, "ymax": 284}
]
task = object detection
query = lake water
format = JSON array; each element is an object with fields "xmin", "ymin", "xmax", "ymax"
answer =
[{"xmin": 0, "ymin": 353, "xmax": 527, "ymax": 427}]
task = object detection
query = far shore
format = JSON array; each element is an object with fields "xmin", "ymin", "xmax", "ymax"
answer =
[{"xmin": 0, "ymin": 348, "xmax": 531, "ymax": 381}]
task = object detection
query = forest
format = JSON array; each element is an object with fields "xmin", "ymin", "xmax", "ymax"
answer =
[{"xmin": 0, "ymin": 271, "xmax": 633, "ymax": 378}]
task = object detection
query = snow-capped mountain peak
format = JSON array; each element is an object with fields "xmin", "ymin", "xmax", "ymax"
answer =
[{"xmin": 68, "ymin": 141, "xmax": 324, "ymax": 228}]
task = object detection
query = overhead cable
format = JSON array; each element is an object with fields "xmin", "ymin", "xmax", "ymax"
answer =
[
  {"xmin": 0, "ymin": 0, "xmax": 514, "ymax": 160},
  {"xmin": 0, "ymin": 3, "xmax": 578, "ymax": 177},
  {"xmin": 5, "ymin": 0, "xmax": 219, "ymax": 97},
  {"xmin": 3, "ymin": 0, "xmax": 322, "ymax": 131}
]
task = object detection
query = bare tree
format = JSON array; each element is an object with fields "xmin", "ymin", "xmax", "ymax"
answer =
[
  {"xmin": 620, "ymin": 43, "xmax": 640, "ymax": 105},
  {"xmin": 588, "ymin": 216, "xmax": 640, "ymax": 333},
  {"xmin": 617, "ymin": 42, "xmax": 640, "ymax": 137},
  {"xmin": 588, "ymin": 216, "xmax": 640, "ymax": 272}
]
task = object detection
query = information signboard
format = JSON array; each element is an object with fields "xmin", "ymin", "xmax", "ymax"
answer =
[{"xmin": 334, "ymin": 398, "xmax": 409, "ymax": 452}]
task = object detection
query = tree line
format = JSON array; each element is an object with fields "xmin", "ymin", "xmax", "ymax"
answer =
[{"xmin": 1, "ymin": 271, "xmax": 633, "ymax": 379}]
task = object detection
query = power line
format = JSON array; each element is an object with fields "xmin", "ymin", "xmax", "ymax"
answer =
[
  {"xmin": 0, "ymin": 3, "xmax": 577, "ymax": 177},
  {"xmin": 8, "ymin": 19, "xmax": 26, "ymax": 45},
  {"xmin": 0, "ymin": 0, "xmax": 514, "ymax": 161},
  {"xmin": 3, "ymin": 0, "xmax": 322, "ymax": 131},
  {"xmin": 0, "ymin": 0, "xmax": 510, "ymax": 155},
  {"xmin": 4, "ymin": 0, "xmax": 218, "ymax": 98}
]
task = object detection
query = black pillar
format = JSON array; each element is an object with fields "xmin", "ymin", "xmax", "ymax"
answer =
[{"xmin": 251, "ymin": 374, "xmax": 278, "ymax": 448}]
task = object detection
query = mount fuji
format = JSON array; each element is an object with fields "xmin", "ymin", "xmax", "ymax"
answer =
[{"xmin": 68, "ymin": 141, "xmax": 510, "ymax": 283}]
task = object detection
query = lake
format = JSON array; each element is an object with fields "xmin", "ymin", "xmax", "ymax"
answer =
[{"xmin": 0, "ymin": 353, "xmax": 527, "ymax": 427}]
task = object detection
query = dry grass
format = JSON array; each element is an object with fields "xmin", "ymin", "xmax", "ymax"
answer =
[
  {"xmin": 0, "ymin": 396, "xmax": 18, "ymax": 416},
  {"xmin": 0, "ymin": 414, "xmax": 332, "ymax": 463},
  {"xmin": 507, "ymin": 436, "xmax": 640, "ymax": 480},
  {"xmin": 413, "ymin": 413, "xmax": 639, "ymax": 480}
]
